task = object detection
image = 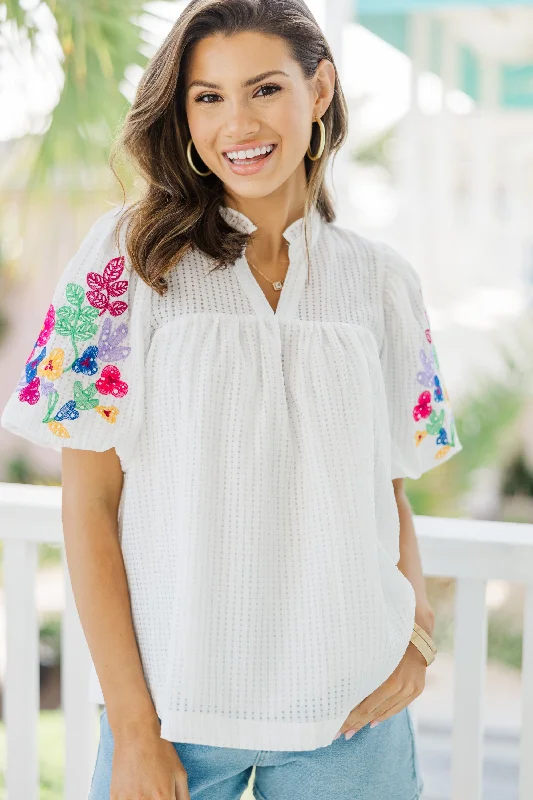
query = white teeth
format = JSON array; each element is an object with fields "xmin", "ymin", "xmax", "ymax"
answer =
[{"xmin": 226, "ymin": 144, "xmax": 275, "ymax": 161}]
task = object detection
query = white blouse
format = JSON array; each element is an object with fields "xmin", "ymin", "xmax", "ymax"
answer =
[{"xmin": 1, "ymin": 203, "xmax": 462, "ymax": 751}]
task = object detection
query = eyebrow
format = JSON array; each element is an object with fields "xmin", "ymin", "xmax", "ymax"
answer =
[{"xmin": 187, "ymin": 70, "xmax": 290, "ymax": 91}]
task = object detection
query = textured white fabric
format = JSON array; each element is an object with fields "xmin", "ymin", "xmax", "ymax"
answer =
[{"xmin": 1, "ymin": 203, "xmax": 462, "ymax": 751}]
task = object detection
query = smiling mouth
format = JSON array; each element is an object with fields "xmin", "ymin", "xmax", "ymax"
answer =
[{"xmin": 223, "ymin": 143, "xmax": 277, "ymax": 164}]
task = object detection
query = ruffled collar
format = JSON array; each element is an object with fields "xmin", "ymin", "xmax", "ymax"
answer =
[{"xmin": 218, "ymin": 203, "xmax": 324, "ymax": 250}]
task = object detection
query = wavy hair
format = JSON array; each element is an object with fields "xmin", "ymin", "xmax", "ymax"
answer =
[{"xmin": 112, "ymin": 0, "xmax": 349, "ymax": 295}]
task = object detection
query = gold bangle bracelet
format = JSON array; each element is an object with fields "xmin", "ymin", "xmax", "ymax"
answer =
[
  {"xmin": 410, "ymin": 628, "xmax": 436, "ymax": 666},
  {"xmin": 413, "ymin": 621, "xmax": 437, "ymax": 653}
]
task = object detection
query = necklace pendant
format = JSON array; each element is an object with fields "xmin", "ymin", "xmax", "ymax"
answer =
[{"xmin": 273, "ymin": 281, "xmax": 283, "ymax": 291}]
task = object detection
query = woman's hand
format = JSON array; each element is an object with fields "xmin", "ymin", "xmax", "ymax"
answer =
[
  {"xmin": 335, "ymin": 640, "xmax": 427, "ymax": 740},
  {"xmin": 111, "ymin": 721, "xmax": 190, "ymax": 799}
]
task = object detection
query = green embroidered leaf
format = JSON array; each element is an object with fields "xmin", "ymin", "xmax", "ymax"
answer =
[
  {"xmin": 73, "ymin": 381, "xmax": 99, "ymax": 411},
  {"xmin": 66, "ymin": 283, "xmax": 85, "ymax": 307},
  {"xmin": 56, "ymin": 305, "xmax": 77, "ymax": 336},
  {"xmin": 449, "ymin": 415, "xmax": 456, "ymax": 447},
  {"xmin": 74, "ymin": 318, "xmax": 99, "ymax": 341},
  {"xmin": 426, "ymin": 409, "xmax": 445, "ymax": 435},
  {"xmin": 79, "ymin": 305, "xmax": 100, "ymax": 324},
  {"xmin": 42, "ymin": 390, "xmax": 60, "ymax": 423}
]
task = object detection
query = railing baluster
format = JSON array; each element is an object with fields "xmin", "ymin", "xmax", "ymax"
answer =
[
  {"xmin": 62, "ymin": 549, "xmax": 99, "ymax": 800},
  {"xmin": 519, "ymin": 583, "xmax": 533, "ymax": 800},
  {"xmin": 2, "ymin": 488, "xmax": 533, "ymax": 798},
  {"xmin": 4, "ymin": 538, "xmax": 40, "ymax": 800},
  {"xmin": 451, "ymin": 577, "xmax": 488, "ymax": 800}
]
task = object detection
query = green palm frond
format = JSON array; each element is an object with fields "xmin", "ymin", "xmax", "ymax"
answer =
[
  {"xmin": 4, "ymin": 0, "xmax": 169, "ymax": 191},
  {"xmin": 354, "ymin": 125, "xmax": 396, "ymax": 172}
]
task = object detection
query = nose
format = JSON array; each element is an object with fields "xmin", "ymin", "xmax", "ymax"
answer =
[{"xmin": 222, "ymin": 99, "xmax": 261, "ymax": 141}]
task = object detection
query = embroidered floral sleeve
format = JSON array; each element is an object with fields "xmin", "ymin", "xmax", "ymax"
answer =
[
  {"xmin": 378, "ymin": 242, "xmax": 463, "ymax": 481},
  {"xmin": 1, "ymin": 208, "xmax": 149, "ymax": 466}
]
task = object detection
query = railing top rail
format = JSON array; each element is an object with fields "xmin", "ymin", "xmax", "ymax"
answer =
[
  {"xmin": 416, "ymin": 514, "xmax": 533, "ymax": 546},
  {"xmin": 0, "ymin": 482, "xmax": 62, "ymax": 543},
  {"xmin": 1, "ymin": 486, "xmax": 533, "ymax": 575}
]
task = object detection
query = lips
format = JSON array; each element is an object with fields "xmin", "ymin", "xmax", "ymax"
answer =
[
  {"xmin": 223, "ymin": 144, "xmax": 276, "ymax": 163},
  {"xmin": 228, "ymin": 150, "xmax": 269, "ymax": 164},
  {"xmin": 223, "ymin": 144, "xmax": 278, "ymax": 176}
]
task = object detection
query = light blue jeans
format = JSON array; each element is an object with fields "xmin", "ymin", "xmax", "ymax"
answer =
[{"xmin": 89, "ymin": 705, "xmax": 424, "ymax": 799}]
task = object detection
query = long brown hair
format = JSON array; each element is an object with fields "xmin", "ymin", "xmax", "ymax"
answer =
[{"xmin": 112, "ymin": 0, "xmax": 349, "ymax": 296}]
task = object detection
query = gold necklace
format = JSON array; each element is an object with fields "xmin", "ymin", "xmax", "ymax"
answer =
[{"xmin": 246, "ymin": 258, "xmax": 287, "ymax": 291}]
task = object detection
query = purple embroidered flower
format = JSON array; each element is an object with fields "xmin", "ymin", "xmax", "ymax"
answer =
[
  {"xmin": 40, "ymin": 378, "xmax": 56, "ymax": 396},
  {"xmin": 416, "ymin": 348, "xmax": 435, "ymax": 389},
  {"xmin": 98, "ymin": 317, "xmax": 131, "ymax": 362}
]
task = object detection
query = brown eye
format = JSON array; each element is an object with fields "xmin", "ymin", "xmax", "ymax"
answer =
[
  {"xmin": 255, "ymin": 84, "xmax": 281, "ymax": 98},
  {"xmin": 195, "ymin": 93, "xmax": 220, "ymax": 104}
]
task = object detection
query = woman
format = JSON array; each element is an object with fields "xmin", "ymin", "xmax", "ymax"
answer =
[{"xmin": 1, "ymin": 1, "xmax": 462, "ymax": 798}]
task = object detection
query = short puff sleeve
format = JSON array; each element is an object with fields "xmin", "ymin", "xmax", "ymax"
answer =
[
  {"xmin": 1, "ymin": 207, "xmax": 151, "ymax": 471},
  {"xmin": 378, "ymin": 242, "xmax": 463, "ymax": 480}
]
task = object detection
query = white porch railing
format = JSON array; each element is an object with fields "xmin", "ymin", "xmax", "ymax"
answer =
[{"xmin": 1, "ymin": 482, "xmax": 533, "ymax": 800}]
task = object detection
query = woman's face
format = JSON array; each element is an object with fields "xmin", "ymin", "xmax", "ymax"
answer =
[{"xmin": 184, "ymin": 31, "xmax": 334, "ymax": 200}]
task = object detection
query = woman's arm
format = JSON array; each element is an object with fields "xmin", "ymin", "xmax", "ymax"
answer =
[
  {"xmin": 393, "ymin": 477, "xmax": 435, "ymax": 637},
  {"xmin": 61, "ymin": 447, "xmax": 160, "ymax": 738},
  {"xmin": 335, "ymin": 478, "xmax": 433, "ymax": 737},
  {"xmin": 62, "ymin": 448, "xmax": 191, "ymax": 798}
]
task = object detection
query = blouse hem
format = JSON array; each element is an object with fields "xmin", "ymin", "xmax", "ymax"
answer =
[{"xmin": 158, "ymin": 709, "xmax": 350, "ymax": 752}]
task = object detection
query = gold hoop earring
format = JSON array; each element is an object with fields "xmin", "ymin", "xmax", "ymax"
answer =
[
  {"xmin": 307, "ymin": 117, "xmax": 326, "ymax": 161},
  {"xmin": 187, "ymin": 138, "xmax": 212, "ymax": 176}
]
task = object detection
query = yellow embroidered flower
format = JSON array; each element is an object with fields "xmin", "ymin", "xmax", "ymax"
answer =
[
  {"xmin": 436, "ymin": 445, "xmax": 451, "ymax": 459},
  {"xmin": 414, "ymin": 430, "xmax": 427, "ymax": 447},
  {"xmin": 95, "ymin": 405, "xmax": 119, "ymax": 423},
  {"xmin": 47, "ymin": 420, "xmax": 70, "ymax": 438},
  {"xmin": 38, "ymin": 348, "xmax": 65, "ymax": 381}
]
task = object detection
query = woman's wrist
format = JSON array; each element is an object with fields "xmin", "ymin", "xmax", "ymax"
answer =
[
  {"xmin": 414, "ymin": 605, "xmax": 435, "ymax": 638},
  {"xmin": 106, "ymin": 695, "xmax": 161, "ymax": 742}
]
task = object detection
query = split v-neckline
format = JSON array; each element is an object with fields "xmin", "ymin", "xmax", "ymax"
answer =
[{"xmin": 218, "ymin": 203, "xmax": 323, "ymax": 321}]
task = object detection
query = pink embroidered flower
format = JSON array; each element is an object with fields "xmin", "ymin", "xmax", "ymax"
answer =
[
  {"xmin": 24, "ymin": 305, "xmax": 56, "ymax": 367},
  {"xmin": 36, "ymin": 305, "xmax": 56, "ymax": 347},
  {"xmin": 413, "ymin": 390, "xmax": 432, "ymax": 422},
  {"xmin": 96, "ymin": 365, "xmax": 129, "ymax": 398},
  {"xmin": 19, "ymin": 376, "xmax": 41, "ymax": 405},
  {"xmin": 86, "ymin": 257, "xmax": 129, "ymax": 317}
]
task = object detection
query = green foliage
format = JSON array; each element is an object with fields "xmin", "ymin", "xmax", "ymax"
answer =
[
  {"xmin": 487, "ymin": 619, "xmax": 523, "ymax": 670},
  {"xmin": 428, "ymin": 579, "xmax": 523, "ymax": 671},
  {"xmin": 38, "ymin": 543, "xmax": 63, "ymax": 568},
  {"xmin": 40, "ymin": 615, "xmax": 62, "ymax": 663},
  {"xmin": 3, "ymin": 0, "xmax": 161, "ymax": 190},
  {"xmin": 501, "ymin": 451, "xmax": 533, "ymax": 497},
  {"xmin": 0, "ymin": 708, "xmax": 101, "ymax": 799},
  {"xmin": 355, "ymin": 125, "xmax": 396, "ymax": 172},
  {"xmin": 4, "ymin": 453, "xmax": 60, "ymax": 485}
]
